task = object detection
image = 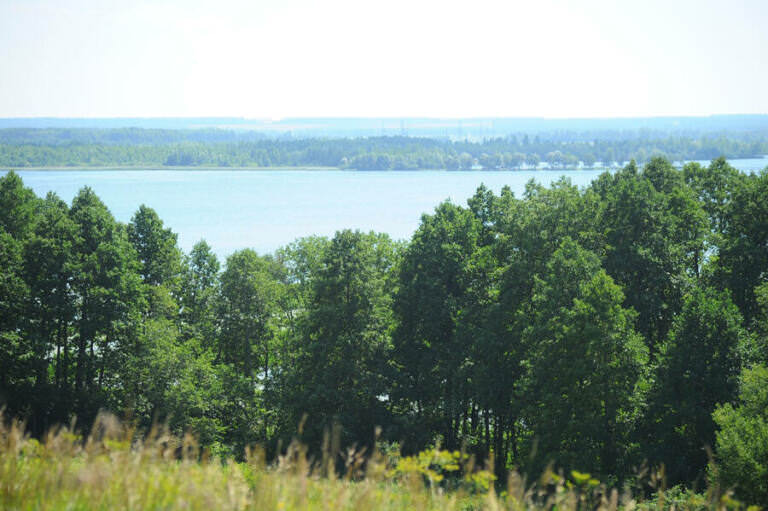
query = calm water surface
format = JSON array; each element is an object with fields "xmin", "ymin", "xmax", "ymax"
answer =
[{"xmin": 5, "ymin": 158, "xmax": 766, "ymax": 258}]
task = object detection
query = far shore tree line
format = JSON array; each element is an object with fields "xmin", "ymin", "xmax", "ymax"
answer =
[
  {"xmin": 0, "ymin": 128, "xmax": 766, "ymax": 169},
  {"xmin": 1, "ymin": 157, "xmax": 768, "ymax": 504}
]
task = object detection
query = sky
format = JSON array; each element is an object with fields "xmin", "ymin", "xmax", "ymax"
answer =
[{"xmin": 1, "ymin": 0, "xmax": 767, "ymax": 119}]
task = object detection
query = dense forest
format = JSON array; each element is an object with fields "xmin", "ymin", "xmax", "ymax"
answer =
[
  {"xmin": 1, "ymin": 157, "xmax": 768, "ymax": 504},
  {"xmin": 0, "ymin": 128, "xmax": 767, "ymax": 169},
  {"xmin": 4, "ymin": 114, "xmax": 768, "ymax": 137}
]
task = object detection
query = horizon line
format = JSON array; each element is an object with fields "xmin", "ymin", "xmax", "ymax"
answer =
[{"xmin": 2, "ymin": 113, "xmax": 768, "ymax": 121}]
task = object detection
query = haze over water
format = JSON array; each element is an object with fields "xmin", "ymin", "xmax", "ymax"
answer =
[{"xmin": 5, "ymin": 158, "xmax": 766, "ymax": 258}]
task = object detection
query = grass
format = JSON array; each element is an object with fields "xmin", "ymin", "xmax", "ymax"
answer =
[{"xmin": 0, "ymin": 414, "xmax": 752, "ymax": 511}]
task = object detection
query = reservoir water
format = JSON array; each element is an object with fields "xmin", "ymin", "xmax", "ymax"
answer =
[{"xmin": 4, "ymin": 158, "xmax": 766, "ymax": 258}]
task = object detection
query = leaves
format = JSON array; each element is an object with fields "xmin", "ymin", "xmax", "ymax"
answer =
[{"xmin": 1, "ymin": 157, "xmax": 767, "ymax": 502}]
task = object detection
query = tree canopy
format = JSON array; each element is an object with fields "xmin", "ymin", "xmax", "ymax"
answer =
[{"xmin": 1, "ymin": 158, "xmax": 767, "ymax": 504}]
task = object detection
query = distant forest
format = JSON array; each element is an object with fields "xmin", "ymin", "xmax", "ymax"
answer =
[
  {"xmin": 3, "ymin": 114, "xmax": 768, "ymax": 136},
  {"xmin": 0, "ymin": 128, "xmax": 767, "ymax": 169}
]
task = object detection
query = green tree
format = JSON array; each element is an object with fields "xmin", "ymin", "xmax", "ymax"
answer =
[
  {"xmin": 21, "ymin": 192, "xmax": 78, "ymax": 431},
  {"xmin": 752, "ymin": 282, "xmax": 768, "ymax": 363},
  {"xmin": 217, "ymin": 249, "xmax": 282, "ymax": 380},
  {"xmin": 0, "ymin": 170, "xmax": 36, "ymax": 239},
  {"xmin": 646, "ymin": 286, "xmax": 747, "ymax": 484},
  {"xmin": 127, "ymin": 204, "xmax": 182, "ymax": 289},
  {"xmin": 459, "ymin": 152, "xmax": 474, "ymax": 170},
  {"xmin": 180, "ymin": 240, "xmax": 220, "ymax": 346},
  {"xmin": 393, "ymin": 203, "xmax": 482, "ymax": 451},
  {"xmin": 470, "ymin": 180, "xmax": 594, "ymax": 472},
  {"xmin": 129, "ymin": 318, "xmax": 224, "ymax": 448},
  {"xmin": 713, "ymin": 169, "xmax": 768, "ymax": 323},
  {"xmin": 525, "ymin": 153, "xmax": 540, "ymax": 168},
  {"xmin": 273, "ymin": 236, "xmax": 330, "ymax": 359},
  {"xmin": 712, "ymin": 364, "xmax": 768, "ymax": 505},
  {"xmin": 280, "ymin": 230, "xmax": 397, "ymax": 450},
  {"xmin": 683, "ymin": 157, "xmax": 742, "ymax": 236},
  {"xmin": 594, "ymin": 159, "xmax": 705, "ymax": 351},
  {"xmin": 523, "ymin": 239, "xmax": 647, "ymax": 478},
  {"xmin": 69, "ymin": 187, "xmax": 143, "ymax": 422},
  {"xmin": 0, "ymin": 228, "xmax": 29, "ymax": 414},
  {"xmin": 215, "ymin": 249, "xmax": 284, "ymax": 444}
]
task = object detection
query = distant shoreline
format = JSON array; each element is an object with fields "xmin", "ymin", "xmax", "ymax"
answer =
[
  {"xmin": 3, "ymin": 165, "xmax": 611, "ymax": 172},
  {"xmin": 1, "ymin": 165, "xmax": 341, "ymax": 172},
  {"xmin": 2, "ymin": 156, "xmax": 765, "ymax": 173}
]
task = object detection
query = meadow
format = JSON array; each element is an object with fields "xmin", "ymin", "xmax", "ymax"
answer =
[{"xmin": 0, "ymin": 414, "xmax": 745, "ymax": 511}]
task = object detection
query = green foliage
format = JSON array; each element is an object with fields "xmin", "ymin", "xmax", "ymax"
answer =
[
  {"xmin": 712, "ymin": 169, "xmax": 768, "ymax": 323},
  {"xmin": 387, "ymin": 448, "xmax": 496, "ymax": 492},
  {"xmin": 127, "ymin": 204, "xmax": 182, "ymax": 289},
  {"xmin": 683, "ymin": 156, "xmax": 742, "ymax": 237},
  {"xmin": 595, "ymin": 158, "xmax": 705, "ymax": 350},
  {"xmin": 393, "ymin": 201, "xmax": 483, "ymax": 451},
  {"xmin": 646, "ymin": 286, "xmax": 748, "ymax": 484},
  {"xmin": 279, "ymin": 230, "xmax": 397, "ymax": 449},
  {"xmin": 0, "ymin": 228, "xmax": 30, "ymax": 411},
  {"xmin": 1, "ymin": 158, "xmax": 768, "ymax": 499},
  {"xmin": 2, "ymin": 129, "xmax": 767, "ymax": 169},
  {"xmin": 523, "ymin": 239, "xmax": 648, "ymax": 478},
  {"xmin": 712, "ymin": 365, "xmax": 768, "ymax": 505},
  {"xmin": 180, "ymin": 240, "xmax": 220, "ymax": 345},
  {"xmin": 752, "ymin": 282, "xmax": 768, "ymax": 363},
  {"xmin": 218, "ymin": 249, "xmax": 282, "ymax": 377},
  {"xmin": 0, "ymin": 170, "xmax": 36, "ymax": 238}
]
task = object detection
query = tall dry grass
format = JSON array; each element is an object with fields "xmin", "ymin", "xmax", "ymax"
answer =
[{"xmin": 0, "ymin": 414, "xmax": 747, "ymax": 510}]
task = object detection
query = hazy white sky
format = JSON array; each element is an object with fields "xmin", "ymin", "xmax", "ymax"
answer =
[{"xmin": 1, "ymin": 0, "xmax": 766, "ymax": 118}]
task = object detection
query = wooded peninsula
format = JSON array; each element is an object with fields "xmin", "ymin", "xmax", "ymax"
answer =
[{"xmin": 1, "ymin": 127, "xmax": 767, "ymax": 169}]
